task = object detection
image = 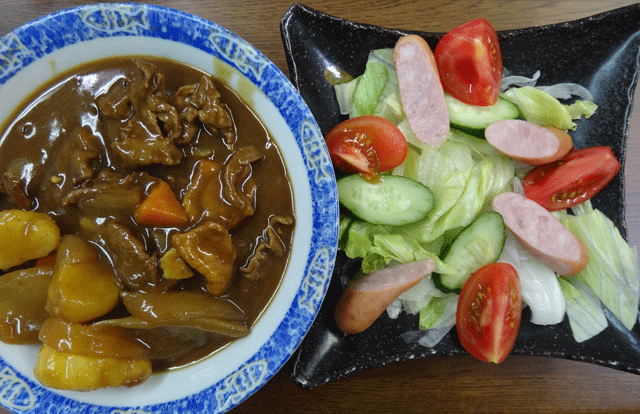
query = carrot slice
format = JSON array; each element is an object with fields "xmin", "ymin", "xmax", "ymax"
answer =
[{"xmin": 134, "ymin": 181, "xmax": 189, "ymax": 227}]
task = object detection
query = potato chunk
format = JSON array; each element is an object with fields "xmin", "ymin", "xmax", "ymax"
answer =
[
  {"xmin": 0, "ymin": 210, "xmax": 60, "ymax": 270},
  {"xmin": 34, "ymin": 344, "xmax": 151, "ymax": 391},
  {"xmin": 159, "ymin": 247, "xmax": 194, "ymax": 280},
  {"xmin": 46, "ymin": 235, "xmax": 121, "ymax": 323},
  {"xmin": 171, "ymin": 222, "xmax": 236, "ymax": 295},
  {"xmin": 0, "ymin": 267, "xmax": 53, "ymax": 344},
  {"xmin": 39, "ymin": 318, "xmax": 149, "ymax": 359}
]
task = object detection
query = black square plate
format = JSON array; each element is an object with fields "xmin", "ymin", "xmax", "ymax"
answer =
[{"xmin": 280, "ymin": 3, "xmax": 640, "ymax": 389}]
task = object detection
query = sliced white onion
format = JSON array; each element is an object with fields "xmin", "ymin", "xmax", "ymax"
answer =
[
  {"xmin": 501, "ymin": 69, "xmax": 593, "ymax": 101},
  {"xmin": 401, "ymin": 324, "xmax": 455, "ymax": 349},
  {"xmin": 386, "ymin": 299, "xmax": 403, "ymax": 319},
  {"xmin": 500, "ymin": 70, "xmax": 540, "ymax": 91},
  {"xmin": 418, "ymin": 324, "xmax": 455, "ymax": 348},
  {"xmin": 511, "ymin": 176, "xmax": 526, "ymax": 195},
  {"xmin": 498, "ymin": 231, "xmax": 567, "ymax": 325},
  {"xmin": 536, "ymin": 83, "xmax": 594, "ymax": 101},
  {"xmin": 400, "ymin": 292, "xmax": 458, "ymax": 348},
  {"xmin": 385, "ymin": 276, "xmax": 439, "ymax": 318}
]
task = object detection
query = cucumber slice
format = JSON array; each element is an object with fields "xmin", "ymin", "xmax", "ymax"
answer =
[
  {"xmin": 337, "ymin": 174, "xmax": 434, "ymax": 226},
  {"xmin": 445, "ymin": 93, "xmax": 521, "ymax": 132},
  {"xmin": 433, "ymin": 211, "xmax": 506, "ymax": 292}
]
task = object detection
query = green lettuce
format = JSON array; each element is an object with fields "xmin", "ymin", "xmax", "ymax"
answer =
[
  {"xmin": 568, "ymin": 99, "xmax": 598, "ymax": 119},
  {"xmin": 558, "ymin": 201, "xmax": 640, "ymax": 330},
  {"xmin": 448, "ymin": 131, "xmax": 515, "ymax": 200},
  {"xmin": 400, "ymin": 129, "xmax": 514, "ymax": 244},
  {"xmin": 372, "ymin": 70, "xmax": 403, "ymax": 124},
  {"xmin": 419, "ymin": 293, "xmax": 458, "ymax": 330},
  {"xmin": 341, "ymin": 219, "xmax": 390, "ymax": 272},
  {"xmin": 369, "ymin": 234, "xmax": 442, "ymax": 265},
  {"xmin": 340, "ymin": 218, "xmax": 453, "ymax": 275},
  {"xmin": 334, "ymin": 78, "xmax": 359, "ymax": 116},
  {"xmin": 333, "ymin": 48, "xmax": 406, "ymax": 123},
  {"xmin": 502, "ymin": 86, "xmax": 597, "ymax": 131},
  {"xmin": 339, "ymin": 128, "xmax": 514, "ymax": 280},
  {"xmin": 350, "ymin": 59, "xmax": 388, "ymax": 117},
  {"xmin": 558, "ymin": 277, "xmax": 608, "ymax": 343}
]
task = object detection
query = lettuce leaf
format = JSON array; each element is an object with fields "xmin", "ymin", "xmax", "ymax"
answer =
[
  {"xmin": 368, "ymin": 50, "xmax": 405, "ymax": 126},
  {"xmin": 419, "ymin": 293, "xmax": 458, "ymax": 330},
  {"xmin": 372, "ymin": 70, "xmax": 404, "ymax": 124},
  {"xmin": 502, "ymin": 86, "xmax": 575, "ymax": 130},
  {"xmin": 341, "ymin": 219, "xmax": 451, "ymax": 275},
  {"xmin": 341, "ymin": 219, "xmax": 390, "ymax": 273},
  {"xmin": 396, "ymin": 293, "xmax": 458, "ymax": 349},
  {"xmin": 333, "ymin": 48, "xmax": 403, "ymax": 121},
  {"xmin": 369, "ymin": 234, "xmax": 442, "ymax": 266},
  {"xmin": 400, "ymin": 150, "xmax": 474, "ymax": 243},
  {"xmin": 450, "ymin": 132, "xmax": 515, "ymax": 200},
  {"xmin": 558, "ymin": 202, "xmax": 640, "ymax": 330},
  {"xmin": 502, "ymin": 86, "xmax": 597, "ymax": 131},
  {"xmin": 387, "ymin": 275, "xmax": 448, "ymax": 320},
  {"xmin": 350, "ymin": 58, "xmax": 388, "ymax": 117},
  {"xmin": 567, "ymin": 99, "xmax": 598, "ymax": 119},
  {"xmin": 400, "ymin": 129, "xmax": 514, "ymax": 244},
  {"xmin": 334, "ymin": 77, "xmax": 359, "ymax": 116},
  {"xmin": 558, "ymin": 277, "xmax": 608, "ymax": 343},
  {"xmin": 367, "ymin": 48, "xmax": 394, "ymax": 71},
  {"xmin": 428, "ymin": 158, "xmax": 491, "ymax": 236}
]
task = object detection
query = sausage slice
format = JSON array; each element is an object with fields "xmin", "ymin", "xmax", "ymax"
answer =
[
  {"xmin": 335, "ymin": 258, "xmax": 437, "ymax": 334},
  {"xmin": 492, "ymin": 192, "xmax": 588, "ymax": 276},
  {"xmin": 485, "ymin": 119, "xmax": 573, "ymax": 165},
  {"xmin": 394, "ymin": 35, "xmax": 449, "ymax": 148}
]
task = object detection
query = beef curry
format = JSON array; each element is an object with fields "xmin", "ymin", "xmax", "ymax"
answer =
[{"xmin": 0, "ymin": 57, "xmax": 294, "ymax": 391}]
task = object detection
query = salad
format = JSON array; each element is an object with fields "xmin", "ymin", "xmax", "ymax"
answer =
[{"xmin": 326, "ymin": 18, "xmax": 639, "ymax": 363}]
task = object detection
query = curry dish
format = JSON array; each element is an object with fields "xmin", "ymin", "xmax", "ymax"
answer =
[{"xmin": 0, "ymin": 57, "xmax": 294, "ymax": 391}]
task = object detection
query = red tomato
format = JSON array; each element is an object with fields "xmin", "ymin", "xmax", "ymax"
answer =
[
  {"xmin": 456, "ymin": 262, "xmax": 522, "ymax": 364},
  {"xmin": 324, "ymin": 116, "xmax": 408, "ymax": 178},
  {"xmin": 434, "ymin": 18, "xmax": 503, "ymax": 106},
  {"xmin": 522, "ymin": 146, "xmax": 621, "ymax": 211}
]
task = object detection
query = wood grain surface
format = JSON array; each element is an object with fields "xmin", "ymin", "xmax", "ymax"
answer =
[{"xmin": 1, "ymin": 1, "xmax": 639, "ymax": 413}]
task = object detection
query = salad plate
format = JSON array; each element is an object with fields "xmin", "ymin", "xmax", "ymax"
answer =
[{"xmin": 280, "ymin": 3, "xmax": 640, "ymax": 389}]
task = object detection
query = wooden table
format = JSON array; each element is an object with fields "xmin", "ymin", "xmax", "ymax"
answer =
[{"xmin": 1, "ymin": 1, "xmax": 639, "ymax": 413}]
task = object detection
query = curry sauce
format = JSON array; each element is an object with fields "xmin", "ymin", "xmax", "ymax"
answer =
[{"xmin": 0, "ymin": 57, "xmax": 294, "ymax": 390}]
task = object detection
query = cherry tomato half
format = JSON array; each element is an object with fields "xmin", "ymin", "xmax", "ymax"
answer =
[
  {"xmin": 522, "ymin": 146, "xmax": 621, "ymax": 211},
  {"xmin": 456, "ymin": 262, "xmax": 522, "ymax": 364},
  {"xmin": 324, "ymin": 115, "xmax": 408, "ymax": 178},
  {"xmin": 434, "ymin": 18, "xmax": 503, "ymax": 106}
]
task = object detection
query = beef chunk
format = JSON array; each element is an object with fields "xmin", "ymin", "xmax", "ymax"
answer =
[
  {"xmin": 171, "ymin": 221, "xmax": 236, "ymax": 296},
  {"xmin": 221, "ymin": 145, "xmax": 263, "ymax": 213},
  {"xmin": 170, "ymin": 75, "xmax": 235, "ymax": 146},
  {"xmin": 182, "ymin": 146, "xmax": 263, "ymax": 229},
  {"xmin": 98, "ymin": 60, "xmax": 183, "ymax": 168},
  {"xmin": 240, "ymin": 215, "xmax": 294, "ymax": 280},
  {"xmin": 62, "ymin": 169, "xmax": 146, "ymax": 208},
  {"xmin": 113, "ymin": 119, "xmax": 183, "ymax": 169},
  {"xmin": 100, "ymin": 220, "xmax": 159, "ymax": 291},
  {"xmin": 1, "ymin": 171, "xmax": 32, "ymax": 210},
  {"xmin": 37, "ymin": 126, "xmax": 102, "ymax": 211}
]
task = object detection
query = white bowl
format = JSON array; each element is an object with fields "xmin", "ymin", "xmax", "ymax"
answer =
[{"xmin": 0, "ymin": 3, "xmax": 339, "ymax": 413}]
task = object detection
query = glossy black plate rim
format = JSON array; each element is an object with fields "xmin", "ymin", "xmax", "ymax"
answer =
[{"xmin": 281, "ymin": 3, "xmax": 640, "ymax": 389}]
